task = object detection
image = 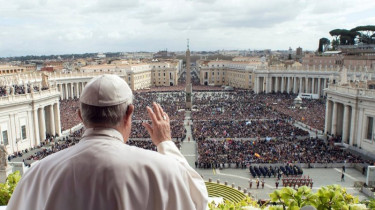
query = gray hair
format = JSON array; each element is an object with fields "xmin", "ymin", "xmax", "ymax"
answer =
[{"xmin": 80, "ymin": 102, "xmax": 131, "ymax": 127}]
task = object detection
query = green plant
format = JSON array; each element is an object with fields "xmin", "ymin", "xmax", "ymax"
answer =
[
  {"xmin": 315, "ymin": 185, "xmax": 358, "ymax": 210},
  {"xmin": 268, "ymin": 185, "xmax": 359, "ymax": 210},
  {"xmin": 208, "ymin": 196, "xmax": 259, "ymax": 210},
  {"xmin": 0, "ymin": 171, "xmax": 21, "ymax": 205},
  {"xmin": 269, "ymin": 186, "xmax": 317, "ymax": 210}
]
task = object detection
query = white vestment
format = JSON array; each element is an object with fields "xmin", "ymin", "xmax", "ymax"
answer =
[{"xmin": 7, "ymin": 128, "xmax": 208, "ymax": 210}]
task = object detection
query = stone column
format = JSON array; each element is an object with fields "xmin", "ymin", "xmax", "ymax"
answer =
[
  {"xmin": 342, "ymin": 105, "xmax": 350, "ymax": 144},
  {"xmin": 266, "ymin": 76, "xmax": 272, "ymax": 93},
  {"xmin": 317, "ymin": 78, "xmax": 321, "ymax": 97},
  {"xmin": 305, "ymin": 77, "xmax": 309, "ymax": 93},
  {"xmin": 331, "ymin": 102, "xmax": 338, "ymax": 135},
  {"xmin": 325, "ymin": 100, "xmax": 332, "ymax": 134},
  {"xmin": 275, "ymin": 77, "xmax": 279, "ymax": 92},
  {"xmin": 70, "ymin": 83, "xmax": 74, "ymax": 99},
  {"xmin": 38, "ymin": 107, "xmax": 46, "ymax": 142},
  {"xmin": 77, "ymin": 82, "xmax": 81, "ymax": 98},
  {"xmin": 64, "ymin": 83, "xmax": 68, "ymax": 100},
  {"xmin": 293, "ymin": 77, "xmax": 297, "ymax": 94},
  {"xmin": 311, "ymin": 78, "xmax": 315, "ymax": 94},
  {"xmin": 58, "ymin": 84, "xmax": 63, "ymax": 99},
  {"xmin": 356, "ymin": 108, "xmax": 364, "ymax": 147},
  {"xmin": 287, "ymin": 77, "xmax": 291, "ymax": 93},
  {"xmin": 349, "ymin": 106, "xmax": 356, "ymax": 146},
  {"xmin": 281, "ymin": 77, "xmax": 285, "ymax": 93},
  {"xmin": 54, "ymin": 103, "xmax": 61, "ymax": 136},
  {"xmin": 299, "ymin": 77, "xmax": 303, "ymax": 93},
  {"xmin": 323, "ymin": 78, "xmax": 327, "ymax": 89},
  {"xmin": 77, "ymin": 82, "xmax": 80, "ymax": 98},
  {"xmin": 33, "ymin": 109, "xmax": 40, "ymax": 146},
  {"xmin": 49, "ymin": 105, "xmax": 55, "ymax": 136}
]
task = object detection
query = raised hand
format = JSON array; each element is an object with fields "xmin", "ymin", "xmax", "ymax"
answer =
[{"xmin": 142, "ymin": 102, "xmax": 172, "ymax": 146}]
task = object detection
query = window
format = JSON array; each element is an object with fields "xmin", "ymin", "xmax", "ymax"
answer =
[
  {"xmin": 2, "ymin": 131, "xmax": 8, "ymax": 145},
  {"xmin": 21, "ymin": 125, "xmax": 27, "ymax": 139},
  {"xmin": 367, "ymin": 117, "xmax": 374, "ymax": 140}
]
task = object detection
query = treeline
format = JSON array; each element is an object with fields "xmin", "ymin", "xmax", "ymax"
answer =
[{"xmin": 1, "ymin": 52, "xmax": 123, "ymax": 62}]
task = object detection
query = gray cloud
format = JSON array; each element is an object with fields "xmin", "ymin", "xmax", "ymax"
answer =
[{"xmin": 0, "ymin": 0, "xmax": 374, "ymax": 56}]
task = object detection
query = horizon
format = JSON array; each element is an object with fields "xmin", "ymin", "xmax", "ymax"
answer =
[{"xmin": 1, "ymin": 0, "xmax": 375, "ymax": 57}]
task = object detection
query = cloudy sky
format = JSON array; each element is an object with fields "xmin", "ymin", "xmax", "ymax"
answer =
[{"xmin": 0, "ymin": 0, "xmax": 374, "ymax": 57}]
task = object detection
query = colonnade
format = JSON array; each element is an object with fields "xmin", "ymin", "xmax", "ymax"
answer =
[
  {"xmin": 255, "ymin": 75, "xmax": 330, "ymax": 97},
  {"xmin": 57, "ymin": 82, "xmax": 87, "ymax": 100},
  {"xmin": 324, "ymin": 100, "xmax": 356, "ymax": 145},
  {"xmin": 33, "ymin": 103, "xmax": 61, "ymax": 145}
]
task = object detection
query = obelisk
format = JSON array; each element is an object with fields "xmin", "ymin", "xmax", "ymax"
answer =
[{"xmin": 185, "ymin": 39, "xmax": 192, "ymax": 109}]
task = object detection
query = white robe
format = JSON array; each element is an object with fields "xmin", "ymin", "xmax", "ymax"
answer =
[{"xmin": 7, "ymin": 128, "xmax": 208, "ymax": 210}]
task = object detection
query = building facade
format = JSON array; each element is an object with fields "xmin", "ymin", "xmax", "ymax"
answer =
[
  {"xmin": 0, "ymin": 87, "xmax": 61, "ymax": 154},
  {"xmin": 80, "ymin": 61, "xmax": 179, "ymax": 90},
  {"xmin": 0, "ymin": 66, "xmax": 27, "ymax": 75},
  {"xmin": 325, "ymin": 83, "xmax": 375, "ymax": 155},
  {"xmin": 198, "ymin": 58, "xmax": 375, "ymax": 98}
]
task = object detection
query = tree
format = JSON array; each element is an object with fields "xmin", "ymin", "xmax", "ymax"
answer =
[
  {"xmin": 318, "ymin": 38, "xmax": 330, "ymax": 53},
  {"xmin": 350, "ymin": 25, "xmax": 375, "ymax": 44},
  {"xmin": 329, "ymin": 29, "xmax": 359, "ymax": 47},
  {"xmin": 329, "ymin": 29, "xmax": 344, "ymax": 50}
]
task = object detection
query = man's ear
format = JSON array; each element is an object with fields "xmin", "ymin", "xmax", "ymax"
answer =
[
  {"xmin": 78, "ymin": 109, "xmax": 83, "ymax": 122},
  {"xmin": 124, "ymin": 105, "xmax": 134, "ymax": 124}
]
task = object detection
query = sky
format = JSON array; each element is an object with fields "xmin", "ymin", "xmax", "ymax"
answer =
[{"xmin": 0, "ymin": 0, "xmax": 375, "ymax": 57}]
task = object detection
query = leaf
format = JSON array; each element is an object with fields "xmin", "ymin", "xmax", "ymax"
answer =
[
  {"xmin": 269, "ymin": 191, "xmax": 281, "ymax": 202},
  {"xmin": 297, "ymin": 186, "xmax": 311, "ymax": 195}
]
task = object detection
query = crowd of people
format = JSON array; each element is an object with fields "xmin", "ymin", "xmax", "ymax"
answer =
[
  {"xmin": 192, "ymin": 120, "xmax": 308, "ymax": 139},
  {"xmin": 131, "ymin": 121, "xmax": 186, "ymax": 139},
  {"xmin": 9, "ymin": 83, "xmax": 373, "ymax": 172},
  {"xmin": 0, "ymin": 84, "xmax": 46, "ymax": 97},
  {"xmin": 132, "ymin": 92, "xmax": 185, "ymax": 121},
  {"xmin": 127, "ymin": 139, "xmax": 181, "ymax": 151},
  {"xmin": 191, "ymin": 91, "xmax": 325, "ymax": 133},
  {"xmin": 59, "ymin": 98, "xmax": 81, "ymax": 131},
  {"xmin": 263, "ymin": 93, "xmax": 326, "ymax": 131},
  {"xmin": 25, "ymin": 129, "xmax": 84, "ymax": 164},
  {"xmin": 196, "ymin": 137, "xmax": 372, "ymax": 168}
]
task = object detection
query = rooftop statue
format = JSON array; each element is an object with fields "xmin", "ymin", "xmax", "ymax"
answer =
[{"xmin": 0, "ymin": 144, "xmax": 8, "ymax": 170}]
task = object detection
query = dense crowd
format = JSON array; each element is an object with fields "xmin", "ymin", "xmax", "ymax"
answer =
[
  {"xmin": 193, "ymin": 120, "xmax": 308, "ymax": 139},
  {"xmin": 131, "ymin": 121, "xmax": 185, "ymax": 139},
  {"xmin": 60, "ymin": 99, "xmax": 81, "ymax": 131},
  {"xmin": 25, "ymin": 129, "xmax": 84, "ymax": 163},
  {"xmin": 126, "ymin": 140, "xmax": 181, "ymax": 151},
  {"xmin": 196, "ymin": 137, "xmax": 371, "ymax": 168},
  {"xmin": 264, "ymin": 93, "xmax": 326, "ymax": 131},
  {"xmin": 132, "ymin": 92, "xmax": 185, "ymax": 121},
  {"xmin": 192, "ymin": 91, "xmax": 325, "ymax": 131},
  {"xmin": 11, "ymin": 83, "xmax": 371, "ymax": 169},
  {"xmin": 192, "ymin": 91, "xmax": 289, "ymax": 121}
]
